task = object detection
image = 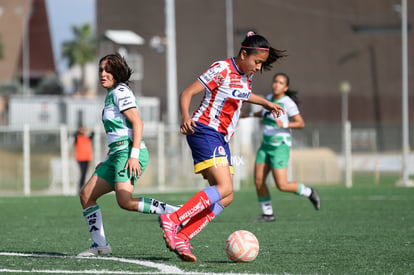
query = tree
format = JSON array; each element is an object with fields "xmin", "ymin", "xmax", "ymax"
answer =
[{"xmin": 61, "ymin": 23, "xmax": 95, "ymax": 94}]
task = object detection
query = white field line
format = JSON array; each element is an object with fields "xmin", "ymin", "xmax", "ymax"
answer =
[
  {"xmin": 0, "ymin": 269, "xmax": 154, "ymax": 274},
  {"xmin": 0, "ymin": 252, "xmax": 182, "ymax": 274},
  {"xmin": 0, "ymin": 252, "xmax": 267, "ymax": 275}
]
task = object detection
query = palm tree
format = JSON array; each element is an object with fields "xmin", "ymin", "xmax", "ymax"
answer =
[{"xmin": 61, "ymin": 23, "xmax": 95, "ymax": 94}]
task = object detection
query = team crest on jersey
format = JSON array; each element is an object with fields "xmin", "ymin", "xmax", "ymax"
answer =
[
  {"xmin": 213, "ymin": 146, "xmax": 226, "ymax": 156},
  {"xmin": 214, "ymin": 74, "xmax": 225, "ymax": 85},
  {"xmin": 203, "ymin": 63, "xmax": 224, "ymax": 83}
]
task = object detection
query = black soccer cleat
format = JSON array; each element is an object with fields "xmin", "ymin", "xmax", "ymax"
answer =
[
  {"xmin": 254, "ymin": 214, "xmax": 276, "ymax": 222},
  {"xmin": 309, "ymin": 188, "xmax": 321, "ymax": 210}
]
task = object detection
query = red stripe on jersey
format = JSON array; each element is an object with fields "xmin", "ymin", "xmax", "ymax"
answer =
[
  {"xmin": 217, "ymin": 97, "xmax": 239, "ymax": 134},
  {"xmin": 193, "ymin": 90, "xmax": 212, "ymax": 125}
]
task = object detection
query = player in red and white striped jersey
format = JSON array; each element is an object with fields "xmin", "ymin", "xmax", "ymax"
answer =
[{"xmin": 159, "ymin": 31, "xmax": 286, "ymax": 262}]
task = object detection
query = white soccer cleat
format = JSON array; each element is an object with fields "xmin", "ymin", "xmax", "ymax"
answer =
[{"xmin": 77, "ymin": 243, "xmax": 112, "ymax": 257}]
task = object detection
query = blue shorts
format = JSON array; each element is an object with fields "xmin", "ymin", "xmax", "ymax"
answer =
[{"xmin": 186, "ymin": 122, "xmax": 233, "ymax": 174}]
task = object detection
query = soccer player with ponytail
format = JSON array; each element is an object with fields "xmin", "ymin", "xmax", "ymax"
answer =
[
  {"xmin": 159, "ymin": 31, "xmax": 286, "ymax": 262},
  {"xmin": 246, "ymin": 72, "xmax": 321, "ymax": 223}
]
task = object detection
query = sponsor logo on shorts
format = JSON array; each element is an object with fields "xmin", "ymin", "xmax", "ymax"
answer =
[
  {"xmin": 217, "ymin": 146, "xmax": 226, "ymax": 156},
  {"xmin": 213, "ymin": 146, "xmax": 228, "ymax": 168}
]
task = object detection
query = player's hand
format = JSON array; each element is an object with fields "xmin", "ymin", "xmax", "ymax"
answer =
[
  {"xmin": 125, "ymin": 158, "xmax": 141, "ymax": 179},
  {"xmin": 275, "ymin": 119, "xmax": 283, "ymax": 128},
  {"xmin": 180, "ymin": 117, "xmax": 197, "ymax": 135},
  {"xmin": 265, "ymin": 102, "xmax": 284, "ymax": 118}
]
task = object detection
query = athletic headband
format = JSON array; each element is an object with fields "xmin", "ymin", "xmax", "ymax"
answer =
[{"xmin": 241, "ymin": 46, "xmax": 269, "ymax": 51}]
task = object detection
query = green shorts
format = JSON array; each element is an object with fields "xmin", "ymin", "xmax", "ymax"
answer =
[
  {"xmin": 255, "ymin": 142, "xmax": 290, "ymax": 169},
  {"xmin": 94, "ymin": 146, "xmax": 149, "ymax": 189}
]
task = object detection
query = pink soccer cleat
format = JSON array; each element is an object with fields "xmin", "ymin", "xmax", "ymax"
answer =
[
  {"xmin": 159, "ymin": 213, "xmax": 179, "ymax": 250},
  {"xmin": 174, "ymin": 235, "xmax": 197, "ymax": 262}
]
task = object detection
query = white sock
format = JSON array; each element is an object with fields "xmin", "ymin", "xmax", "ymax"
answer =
[
  {"xmin": 83, "ymin": 205, "xmax": 107, "ymax": 247},
  {"xmin": 138, "ymin": 197, "xmax": 180, "ymax": 214},
  {"xmin": 297, "ymin": 183, "xmax": 312, "ymax": 197},
  {"xmin": 258, "ymin": 197, "xmax": 273, "ymax": 216}
]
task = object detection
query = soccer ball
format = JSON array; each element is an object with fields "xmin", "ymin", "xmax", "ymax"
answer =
[{"xmin": 225, "ymin": 230, "xmax": 259, "ymax": 262}]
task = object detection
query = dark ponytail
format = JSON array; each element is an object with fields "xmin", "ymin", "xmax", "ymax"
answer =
[
  {"xmin": 239, "ymin": 31, "xmax": 287, "ymax": 72},
  {"xmin": 274, "ymin": 73, "xmax": 300, "ymax": 106}
]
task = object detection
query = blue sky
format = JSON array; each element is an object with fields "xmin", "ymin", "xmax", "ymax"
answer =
[{"xmin": 46, "ymin": 0, "xmax": 95, "ymax": 74}]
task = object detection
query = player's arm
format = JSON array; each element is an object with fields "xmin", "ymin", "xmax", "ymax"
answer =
[
  {"xmin": 240, "ymin": 111, "xmax": 261, "ymax": 118},
  {"xmin": 289, "ymin": 114, "xmax": 305, "ymax": 129},
  {"xmin": 180, "ymin": 80, "xmax": 205, "ymax": 134},
  {"xmin": 275, "ymin": 114, "xmax": 305, "ymax": 129},
  {"xmin": 123, "ymin": 107, "xmax": 143, "ymax": 177},
  {"xmin": 247, "ymin": 93, "xmax": 284, "ymax": 118}
]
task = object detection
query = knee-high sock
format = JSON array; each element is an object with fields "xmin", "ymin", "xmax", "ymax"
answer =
[
  {"xmin": 83, "ymin": 205, "xmax": 106, "ymax": 247},
  {"xmin": 137, "ymin": 197, "xmax": 180, "ymax": 214},
  {"xmin": 177, "ymin": 202, "xmax": 224, "ymax": 240},
  {"xmin": 170, "ymin": 186, "xmax": 221, "ymax": 224}
]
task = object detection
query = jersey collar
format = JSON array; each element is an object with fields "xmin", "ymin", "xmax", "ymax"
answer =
[{"xmin": 230, "ymin": 58, "xmax": 244, "ymax": 75}]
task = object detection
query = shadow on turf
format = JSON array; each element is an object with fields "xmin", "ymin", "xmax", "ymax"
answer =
[
  {"xmin": 1, "ymin": 250, "xmax": 171, "ymax": 261},
  {"xmin": 205, "ymin": 260, "xmax": 232, "ymax": 263}
]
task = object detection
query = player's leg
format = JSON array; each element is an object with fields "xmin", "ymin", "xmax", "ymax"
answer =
[
  {"xmin": 254, "ymin": 162, "xmax": 271, "ymax": 197},
  {"xmin": 162, "ymin": 140, "xmax": 233, "ymax": 227},
  {"xmin": 272, "ymin": 168, "xmax": 320, "ymax": 209},
  {"xmin": 272, "ymin": 167, "xmax": 298, "ymax": 192},
  {"xmin": 159, "ymin": 162, "xmax": 232, "ymax": 261},
  {"xmin": 159, "ymin": 125, "xmax": 232, "ymax": 261},
  {"xmin": 78, "ymin": 174, "xmax": 114, "ymax": 256},
  {"xmin": 253, "ymin": 147, "xmax": 275, "ymax": 222},
  {"xmin": 271, "ymin": 144, "xmax": 320, "ymax": 210},
  {"xmin": 159, "ymin": 165, "xmax": 229, "ymax": 245},
  {"xmin": 270, "ymin": 143, "xmax": 301, "ymax": 193},
  {"xmin": 169, "ymin": 165, "xmax": 232, "ymax": 262},
  {"xmin": 254, "ymin": 161, "xmax": 275, "ymax": 222},
  {"xmin": 115, "ymin": 180, "xmax": 180, "ymax": 213},
  {"xmin": 113, "ymin": 147, "xmax": 181, "ymax": 214},
  {"xmin": 78, "ymin": 161, "xmax": 89, "ymax": 191}
]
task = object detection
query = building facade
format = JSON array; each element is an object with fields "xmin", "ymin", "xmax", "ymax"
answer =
[{"xmin": 96, "ymin": 0, "xmax": 414, "ymax": 151}]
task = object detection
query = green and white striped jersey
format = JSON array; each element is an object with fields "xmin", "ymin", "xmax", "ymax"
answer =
[
  {"xmin": 261, "ymin": 94, "xmax": 299, "ymax": 147},
  {"xmin": 102, "ymin": 83, "xmax": 144, "ymax": 154}
]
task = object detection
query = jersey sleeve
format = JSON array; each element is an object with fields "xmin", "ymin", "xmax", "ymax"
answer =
[
  {"xmin": 286, "ymin": 98, "xmax": 300, "ymax": 117},
  {"xmin": 113, "ymin": 84, "xmax": 136, "ymax": 112},
  {"xmin": 197, "ymin": 61, "xmax": 229, "ymax": 91}
]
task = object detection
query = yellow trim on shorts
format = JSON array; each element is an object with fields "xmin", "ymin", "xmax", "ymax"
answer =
[{"xmin": 194, "ymin": 156, "xmax": 234, "ymax": 174}]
